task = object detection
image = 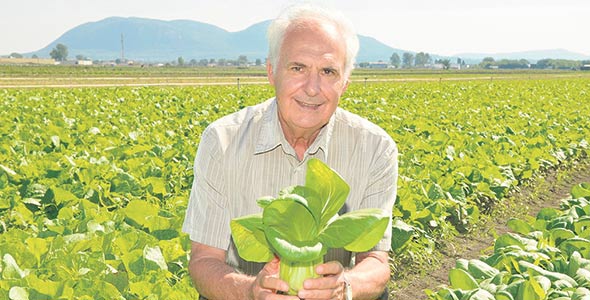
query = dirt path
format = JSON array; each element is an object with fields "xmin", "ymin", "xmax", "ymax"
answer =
[
  {"xmin": 2, "ymin": 73, "xmax": 589, "ymax": 88},
  {"xmin": 390, "ymin": 159, "xmax": 590, "ymax": 300}
]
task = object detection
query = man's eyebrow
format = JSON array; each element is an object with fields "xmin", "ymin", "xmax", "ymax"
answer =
[{"xmin": 288, "ymin": 62, "xmax": 307, "ymax": 67}]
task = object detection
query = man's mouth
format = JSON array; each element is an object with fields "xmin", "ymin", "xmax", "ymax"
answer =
[{"xmin": 295, "ymin": 99, "xmax": 322, "ymax": 109}]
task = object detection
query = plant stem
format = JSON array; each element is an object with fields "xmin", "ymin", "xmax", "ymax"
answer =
[{"xmin": 279, "ymin": 258, "xmax": 323, "ymax": 295}]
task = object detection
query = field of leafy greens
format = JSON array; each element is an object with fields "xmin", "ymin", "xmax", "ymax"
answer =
[
  {"xmin": 427, "ymin": 183, "xmax": 590, "ymax": 300},
  {"xmin": 0, "ymin": 77, "xmax": 589, "ymax": 299}
]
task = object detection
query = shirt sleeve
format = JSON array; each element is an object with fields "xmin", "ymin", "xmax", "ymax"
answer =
[
  {"xmin": 362, "ymin": 136, "xmax": 398, "ymax": 252},
  {"xmin": 182, "ymin": 127, "xmax": 231, "ymax": 250}
]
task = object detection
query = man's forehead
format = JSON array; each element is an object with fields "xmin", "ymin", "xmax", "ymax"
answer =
[{"xmin": 280, "ymin": 19, "xmax": 346, "ymax": 67}]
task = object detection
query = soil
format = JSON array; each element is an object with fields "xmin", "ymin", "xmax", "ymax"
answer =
[{"xmin": 389, "ymin": 159, "xmax": 590, "ymax": 300}]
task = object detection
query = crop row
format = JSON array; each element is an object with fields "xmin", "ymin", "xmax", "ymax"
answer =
[{"xmin": 428, "ymin": 183, "xmax": 590, "ymax": 300}]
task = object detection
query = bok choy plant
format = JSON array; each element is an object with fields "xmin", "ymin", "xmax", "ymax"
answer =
[{"xmin": 230, "ymin": 158, "xmax": 389, "ymax": 295}]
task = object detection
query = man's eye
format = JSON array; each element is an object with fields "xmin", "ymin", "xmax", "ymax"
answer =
[
  {"xmin": 291, "ymin": 66, "xmax": 303, "ymax": 72},
  {"xmin": 322, "ymin": 69, "xmax": 336, "ymax": 76}
]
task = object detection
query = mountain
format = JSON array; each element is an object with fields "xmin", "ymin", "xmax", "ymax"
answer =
[
  {"xmin": 29, "ymin": 17, "xmax": 407, "ymax": 62},
  {"xmin": 455, "ymin": 49, "xmax": 590, "ymax": 63}
]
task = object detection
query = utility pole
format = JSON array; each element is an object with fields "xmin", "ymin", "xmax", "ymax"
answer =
[{"xmin": 121, "ymin": 33, "xmax": 125, "ymax": 62}]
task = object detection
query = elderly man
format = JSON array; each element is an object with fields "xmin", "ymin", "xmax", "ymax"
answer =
[{"xmin": 183, "ymin": 4, "xmax": 398, "ymax": 300}]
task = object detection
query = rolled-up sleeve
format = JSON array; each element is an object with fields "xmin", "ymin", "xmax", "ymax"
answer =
[
  {"xmin": 182, "ymin": 127, "xmax": 230, "ymax": 250},
  {"xmin": 362, "ymin": 137, "xmax": 398, "ymax": 252}
]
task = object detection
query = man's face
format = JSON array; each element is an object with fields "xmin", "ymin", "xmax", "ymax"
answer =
[{"xmin": 268, "ymin": 20, "xmax": 349, "ymax": 137}]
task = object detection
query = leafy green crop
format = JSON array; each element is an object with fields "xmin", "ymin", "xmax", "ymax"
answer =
[
  {"xmin": 231, "ymin": 158, "xmax": 389, "ymax": 295},
  {"xmin": 428, "ymin": 183, "xmax": 590, "ymax": 300},
  {"xmin": 0, "ymin": 76, "xmax": 589, "ymax": 298}
]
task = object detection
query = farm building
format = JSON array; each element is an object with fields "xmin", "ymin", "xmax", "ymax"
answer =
[
  {"xmin": 76, "ymin": 60, "xmax": 93, "ymax": 65},
  {"xmin": 367, "ymin": 61, "xmax": 389, "ymax": 69}
]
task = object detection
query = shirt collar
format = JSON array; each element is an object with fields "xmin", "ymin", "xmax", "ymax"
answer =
[
  {"xmin": 255, "ymin": 98, "xmax": 282, "ymax": 154},
  {"xmin": 254, "ymin": 98, "xmax": 335, "ymax": 160}
]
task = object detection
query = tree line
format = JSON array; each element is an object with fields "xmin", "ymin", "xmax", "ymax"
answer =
[
  {"xmin": 10, "ymin": 43, "xmax": 589, "ymax": 70},
  {"xmin": 480, "ymin": 57, "xmax": 590, "ymax": 70}
]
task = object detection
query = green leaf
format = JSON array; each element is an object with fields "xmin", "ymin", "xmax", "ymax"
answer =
[
  {"xmin": 2, "ymin": 253, "xmax": 27, "ymax": 279},
  {"xmin": 448, "ymin": 268, "xmax": 478, "ymax": 290},
  {"xmin": 528, "ymin": 275, "xmax": 547, "ymax": 299},
  {"xmin": 494, "ymin": 233, "xmax": 537, "ymax": 251},
  {"xmin": 495, "ymin": 291, "xmax": 514, "ymax": 300},
  {"xmin": 572, "ymin": 183, "xmax": 590, "ymax": 199},
  {"xmin": 25, "ymin": 274, "xmax": 62, "ymax": 299},
  {"xmin": 145, "ymin": 177, "xmax": 167, "ymax": 195},
  {"xmin": 507, "ymin": 218, "xmax": 534, "ymax": 235},
  {"xmin": 121, "ymin": 249, "xmax": 144, "ymax": 278},
  {"xmin": 263, "ymin": 198, "xmax": 322, "ymax": 261},
  {"xmin": 230, "ymin": 214, "xmax": 274, "ymax": 262},
  {"xmin": 390, "ymin": 219, "xmax": 415, "ymax": 252},
  {"xmin": 324, "ymin": 209, "xmax": 389, "ymax": 253},
  {"xmin": 536, "ymin": 207, "xmax": 560, "ymax": 221},
  {"xmin": 550, "ymin": 228, "xmax": 576, "ymax": 246},
  {"xmin": 559, "ymin": 237, "xmax": 590, "ymax": 257},
  {"xmin": 573, "ymin": 287, "xmax": 590, "ymax": 300},
  {"xmin": 45, "ymin": 186, "xmax": 79, "ymax": 206},
  {"xmin": 124, "ymin": 200, "xmax": 159, "ymax": 228},
  {"xmin": 26, "ymin": 237, "xmax": 48, "ymax": 267},
  {"xmin": 144, "ymin": 245, "xmax": 168, "ymax": 271},
  {"xmin": 9, "ymin": 287, "xmax": 29, "ymax": 300},
  {"xmin": 265, "ymin": 231, "xmax": 324, "ymax": 262},
  {"xmin": 256, "ymin": 196, "xmax": 275, "ymax": 208},
  {"xmin": 517, "ymin": 281, "xmax": 543, "ymax": 300},
  {"xmin": 0, "ymin": 164, "xmax": 19, "ymax": 179},
  {"xmin": 305, "ymin": 158, "xmax": 350, "ymax": 228},
  {"xmin": 280, "ymin": 185, "xmax": 322, "ymax": 225},
  {"xmin": 263, "ymin": 198, "xmax": 317, "ymax": 243},
  {"xmin": 319, "ymin": 208, "xmax": 388, "ymax": 250},
  {"xmin": 465, "ymin": 289, "xmax": 494, "ymax": 300}
]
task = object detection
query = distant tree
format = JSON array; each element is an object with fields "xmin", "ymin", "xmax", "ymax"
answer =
[
  {"xmin": 209, "ymin": 58, "xmax": 216, "ymax": 65},
  {"xmin": 9, "ymin": 52, "xmax": 23, "ymax": 58},
  {"xmin": 32, "ymin": 54, "xmax": 38, "ymax": 59},
  {"xmin": 402, "ymin": 52, "xmax": 414, "ymax": 68},
  {"xmin": 218, "ymin": 58, "xmax": 226, "ymax": 66},
  {"xmin": 389, "ymin": 53, "xmax": 400, "ymax": 68},
  {"xmin": 177, "ymin": 56, "xmax": 185, "ymax": 66},
  {"xmin": 439, "ymin": 59, "xmax": 451, "ymax": 69},
  {"xmin": 255, "ymin": 58, "xmax": 262, "ymax": 66},
  {"xmin": 533, "ymin": 59, "xmax": 579, "ymax": 70},
  {"xmin": 414, "ymin": 52, "xmax": 431, "ymax": 67},
  {"xmin": 480, "ymin": 57, "xmax": 495, "ymax": 68},
  {"xmin": 75, "ymin": 54, "xmax": 87, "ymax": 61},
  {"xmin": 198, "ymin": 59, "xmax": 208, "ymax": 66},
  {"xmin": 238, "ymin": 55, "xmax": 248, "ymax": 66},
  {"xmin": 50, "ymin": 43, "xmax": 68, "ymax": 61}
]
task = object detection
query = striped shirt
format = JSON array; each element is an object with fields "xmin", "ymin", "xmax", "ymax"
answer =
[{"xmin": 182, "ymin": 97, "xmax": 398, "ymax": 275}]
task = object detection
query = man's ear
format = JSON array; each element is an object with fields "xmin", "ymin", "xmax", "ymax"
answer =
[
  {"xmin": 266, "ymin": 59, "xmax": 275, "ymax": 85},
  {"xmin": 341, "ymin": 78, "xmax": 351, "ymax": 94}
]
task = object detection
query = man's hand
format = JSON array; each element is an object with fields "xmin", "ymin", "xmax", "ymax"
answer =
[
  {"xmin": 251, "ymin": 257, "xmax": 300, "ymax": 300},
  {"xmin": 296, "ymin": 261, "xmax": 347, "ymax": 300}
]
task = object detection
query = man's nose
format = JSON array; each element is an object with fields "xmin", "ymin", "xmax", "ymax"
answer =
[{"xmin": 303, "ymin": 72, "xmax": 320, "ymax": 96}]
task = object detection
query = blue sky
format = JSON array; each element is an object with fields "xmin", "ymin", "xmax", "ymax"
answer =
[{"xmin": 1, "ymin": 0, "xmax": 589, "ymax": 56}]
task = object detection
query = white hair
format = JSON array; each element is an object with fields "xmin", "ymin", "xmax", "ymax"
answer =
[{"xmin": 267, "ymin": 3, "xmax": 359, "ymax": 77}]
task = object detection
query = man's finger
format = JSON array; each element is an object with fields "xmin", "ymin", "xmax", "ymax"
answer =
[
  {"xmin": 260, "ymin": 275, "xmax": 290, "ymax": 293},
  {"xmin": 316, "ymin": 261, "xmax": 344, "ymax": 275}
]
